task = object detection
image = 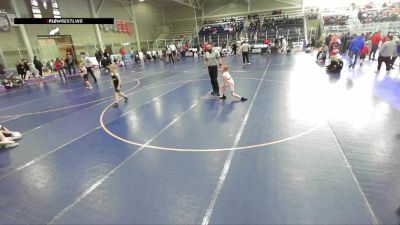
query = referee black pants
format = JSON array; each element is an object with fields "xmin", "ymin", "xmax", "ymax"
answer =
[
  {"xmin": 86, "ymin": 67, "xmax": 97, "ymax": 83},
  {"xmin": 208, "ymin": 65, "xmax": 219, "ymax": 95},
  {"xmin": 377, "ymin": 56, "xmax": 391, "ymax": 71},
  {"xmin": 242, "ymin": 52, "xmax": 249, "ymax": 63}
]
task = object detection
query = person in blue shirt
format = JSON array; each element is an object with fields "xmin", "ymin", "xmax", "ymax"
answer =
[{"xmin": 348, "ymin": 34, "xmax": 365, "ymax": 69}]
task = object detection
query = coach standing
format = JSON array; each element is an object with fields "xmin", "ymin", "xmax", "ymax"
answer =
[{"xmin": 204, "ymin": 43, "xmax": 222, "ymax": 96}]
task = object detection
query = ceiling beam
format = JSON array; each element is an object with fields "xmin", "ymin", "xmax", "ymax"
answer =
[
  {"xmin": 120, "ymin": 1, "xmax": 133, "ymax": 19},
  {"xmin": 205, "ymin": 0, "xmax": 238, "ymax": 17},
  {"xmin": 273, "ymin": 0, "xmax": 301, "ymax": 7},
  {"xmin": 172, "ymin": 0, "xmax": 200, "ymax": 9},
  {"xmin": 195, "ymin": 0, "xmax": 201, "ymax": 8},
  {"xmin": 96, "ymin": 0, "xmax": 106, "ymax": 14}
]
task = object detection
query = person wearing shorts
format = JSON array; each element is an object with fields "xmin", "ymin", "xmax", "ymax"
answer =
[{"xmin": 219, "ymin": 65, "xmax": 248, "ymax": 101}]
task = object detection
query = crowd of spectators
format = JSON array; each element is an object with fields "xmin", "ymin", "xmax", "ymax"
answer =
[
  {"xmin": 199, "ymin": 17, "xmax": 244, "ymax": 36},
  {"xmin": 198, "ymin": 12, "xmax": 304, "ymax": 40},
  {"xmin": 314, "ymin": 30, "xmax": 400, "ymax": 73},
  {"xmin": 358, "ymin": 2, "xmax": 400, "ymax": 24},
  {"xmin": 323, "ymin": 15, "xmax": 350, "ymax": 26},
  {"xmin": 306, "ymin": 8, "xmax": 319, "ymax": 20},
  {"xmin": 261, "ymin": 16, "xmax": 303, "ymax": 31}
]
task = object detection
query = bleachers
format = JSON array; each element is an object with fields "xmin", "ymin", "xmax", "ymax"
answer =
[
  {"xmin": 259, "ymin": 15, "xmax": 304, "ymax": 41},
  {"xmin": 359, "ymin": 2, "xmax": 400, "ymax": 24},
  {"xmin": 165, "ymin": 20, "xmax": 197, "ymax": 40},
  {"xmin": 198, "ymin": 17, "xmax": 245, "ymax": 44},
  {"xmin": 197, "ymin": 13, "xmax": 305, "ymax": 46}
]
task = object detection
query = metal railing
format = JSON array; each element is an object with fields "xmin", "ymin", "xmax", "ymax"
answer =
[
  {"xmin": 322, "ymin": 21, "xmax": 400, "ymax": 35},
  {"xmin": 0, "ymin": 39, "xmax": 170, "ymax": 69}
]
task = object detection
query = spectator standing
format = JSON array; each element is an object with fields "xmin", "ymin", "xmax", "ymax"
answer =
[
  {"xmin": 120, "ymin": 47, "xmax": 126, "ymax": 63},
  {"xmin": 348, "ymin": 34, "xmax": 365, "ymax": 69},
  {"xmin": 232, "ymin": 41, "xmax": 237, "ymax": 55},
  {"xmin": 65, "ymin": 52, "xmax": 76, "ymax": 75},
  {"xmin": 370, "ymin": 31, "xmax": 382, "ymax": 60},
  {"xmin": 33, "ymin": 56, "xmax": 43, "ymax": 77},
  {"xmin": 95, "ymin": 49, "xmax": 103, "ymax": 67},
  {"xmin": 376, "ymin": 35, "xmax": 396, "ymax": 72},
  {"xmin": 55, "ymin": 58, "xmax": 66, "ymax": 79},
  {"xmin": 390, "ymin": 38, "xmax": 400, "ymax": 69},
  {"xmin": 22, "ymin": 59, "xmax": 29, "ymax": 80}
]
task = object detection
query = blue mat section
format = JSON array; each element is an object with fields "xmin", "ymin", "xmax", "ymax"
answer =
[{"xmin": 0, "ymin": 54, "xmax": 399, "ymax": 224}]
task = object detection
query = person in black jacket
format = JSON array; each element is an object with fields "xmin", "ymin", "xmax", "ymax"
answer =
[
  {"xmin": 22, "ymin": 59, "xmax": 29, "ymax": 80},
  {"xmin": 33, "ymin": 56, "xmax": 43, "ymax": 77},
  {"xmin": 103, "ymin": 49, "xmax": 111, "ymax": 72},
  {"xmin": 95, "ymin": 49, "xmax": 103, "ymax": 67},
  {"xmin": 16, "ymin": 60, "xmax": 25, "ymax": 80},
  {"xmin": 232, "ymin": 42, "xmax": 237, "ymax": 55}
]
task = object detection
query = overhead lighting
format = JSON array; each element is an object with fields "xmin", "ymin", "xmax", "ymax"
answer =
[{"xmin": 139, "ymin": 0, "xmax": 144, "ymax": 2}]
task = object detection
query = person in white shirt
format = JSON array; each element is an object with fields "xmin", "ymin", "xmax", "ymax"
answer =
[
  {"xmin": 281, "ymin": 37, "xmax": 288, "ymax": 53},
  {"xmin": 169, "ymin": 43, "xmax": 178, "ymax": 62},
  {"xmin": 166, "ymin": 46, "xmax": 174, "ymax": 63},
  {"xmin": 80, "ymin": 52, "xmax": 97, "ymax": 83},
  {"xmin": 240, "ymin": 41, "xmax": 251, "ymax": 65},
  {"xmin": 219, "ymin": 65, "xmax": 248, "ymax": 101}
]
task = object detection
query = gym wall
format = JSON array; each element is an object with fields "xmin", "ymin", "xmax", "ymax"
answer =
[
  {"xmin": 164, "ymin": 0, "xmax": 303, "ymax": 22},
  {"xmin": 0, "ymin": 0, "xmax": 164, "ymax": 65}
]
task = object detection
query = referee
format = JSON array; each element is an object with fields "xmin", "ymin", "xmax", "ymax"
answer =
[
  {"xmin": 204, "ymin": 43, "xmax": 222, "ymax": 96},
  {"xmin": 240, "ymin": 40, "xmax": 251, "ymax": 65},
  {"xmin": 80, "ymin": 52, "xmax": 97, "ymax": 84}
]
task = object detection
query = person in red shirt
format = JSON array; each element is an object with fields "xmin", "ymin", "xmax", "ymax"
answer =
[
  {"xmin": 329, "ymin": 34, "xmax": 339, "ymax": 51},
  {"xmin": 359, "ymin": 44, "xmax": 370, "ymax": 66},
  {"xmin": 119, "ymin": 47, "xmax": 126, "ymax": 63},
  {"xmin": 369, "ymin": 31, "xmax": 381, "ymax": 60},
  {"xmin": 55, "ymin": 58, "xmax": 66, "ymax": 79}
]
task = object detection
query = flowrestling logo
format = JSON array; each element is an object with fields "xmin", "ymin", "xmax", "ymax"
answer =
[
  {"xmin": 47, "ymin": 18, "xmax": 83, "ymax": 24},
  {"xmin": 14, "ymin": 18, "xmax": 114, "ymax": 24}
]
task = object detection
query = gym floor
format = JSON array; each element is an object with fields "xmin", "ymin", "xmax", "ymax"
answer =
[{"xmin": 0, "ymin": 52, "xmax": 399, "ymax": 224}]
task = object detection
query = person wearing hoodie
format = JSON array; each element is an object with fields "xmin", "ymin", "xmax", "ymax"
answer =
[{"xmin": 348, "ymin": 34, "xmax": 365, "ymax": 69}]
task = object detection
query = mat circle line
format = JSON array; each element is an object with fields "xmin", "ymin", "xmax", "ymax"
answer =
[{"xmin": 100, "ymin": 78, "xmax": 324, "ymax": 152}]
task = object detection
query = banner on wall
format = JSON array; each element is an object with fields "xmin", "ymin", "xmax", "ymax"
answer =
[
  {"xmin": 122, "ymin": 21, "xmax": 127, "ymax": 33},
  {"xmin": 0, "ymin": 12, "xmax": 10, "ymax": 32},
  {"xmin": 100, "ymin": 20, "xmax": 133, "ymax": 35}
]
